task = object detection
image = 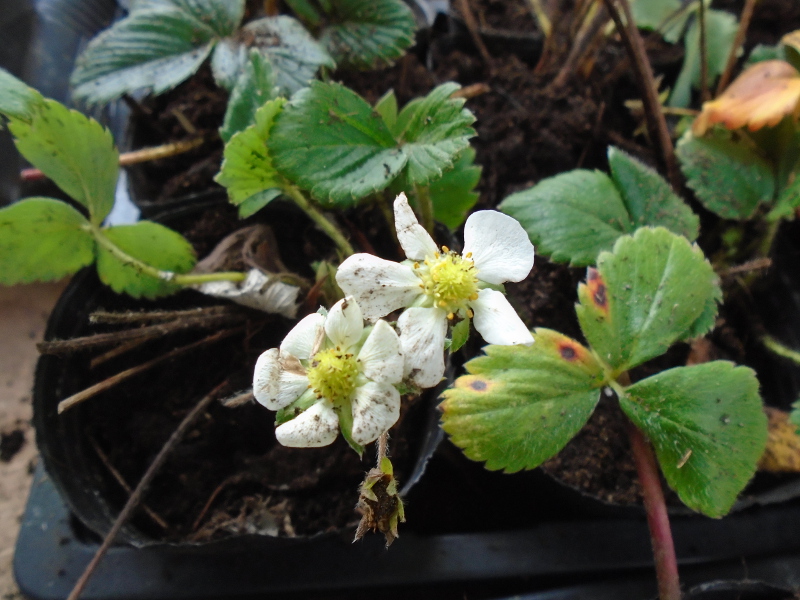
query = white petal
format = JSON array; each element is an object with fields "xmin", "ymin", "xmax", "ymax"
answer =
[
  {"xmin": 253, "ymin": 348, "xmax": 281, "ymax": 407},
  {"xmin": 463, "ymin": 210, "xmax": 535, "ymax": 284},
  {"xmin": 336, "ymin": 253, "xmax": 423, "ymax": 321},
  {"xmin": 357, "ymin": 320, "xmax": 404, "ymax": 384},
  {"xmin": 324, "ymin": 296, "xmax": 363, "ymax": 349},
  {"xmin": 471, "ymin": 288, "xmax": 534, "ymax": 345},
  {"xmin": 280, "ymin": 312, "xmax": 325, "ymax": 359},
  {"xmin": 271, "ymin": 369, "xmax": 311, "ymax": 411},
  {"xmin": 397, "ymin": 307, "xmax": 448, "ymax": 388},
  {"xmin": 350, "ymin": 382, "xmax": 401, "ymax": 445},
  {"xmin": 275, "ymin": 400, "xmax": 339, "ymax": 447},
  {"xmin": 393, "ymin": 192, "xmax": 439, "ymax": 260}
]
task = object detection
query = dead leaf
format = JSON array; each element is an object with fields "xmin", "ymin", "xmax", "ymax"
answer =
[{"xmin": 758, "ymin": 406, "xmax": 800, "ymax": 473}]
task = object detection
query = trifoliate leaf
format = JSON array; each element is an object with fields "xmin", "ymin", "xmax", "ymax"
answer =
[
  {"xmin": 676, "ymin": 130, "xmax": 775, "ymax": 219},
  {"xmin": 214, "ymin": 16, "xmax": 334, "ymax": 95},
  {"xmin": 429, "ymin": 147, "xmax": 482, "ymax": 229},
  {"xmin": 0, "ymin": 68, "xmax": 44, "ymax": 121},
  {"xmin": 0, "ymin": 198, "xmax": 94, "ymax": 284},
  {"xmin": 607, "ymin": 147, "xmax": 699, "ymax": 240},
  {"xmin": 220, "ymin": 51, "xmax": 278, "ymax": 143},
  {"xmin": 620, "ymin": 362, "xmax": 766, "ymax": 517},
  {"xmin": 95, "ymin": 221, "xmax": 196, "ymax": 298},
  {"xmin": 8, "ymin": 100, "xmax": 118, "ymax": 224},
  {"xmin": 499, "ymin": 169, "xmax": 634, "ymax": 266},
  {"xmin": 319, "ymin": 0, "xmax": 416, "ymax": 69},
  {"xmin": 216, "ymin": 98, "xmax": 286, "ymax": 214},
  {"xmin": 71, "ymin": 0, "xmax": 245, "ymax": 105},
  {"xmin": 576, "ymin": 227, "xmax": 720, "ymax": 374},
  {"xmin": 440, "ymin": 329, "xmax": 606, "ymax": 473}
]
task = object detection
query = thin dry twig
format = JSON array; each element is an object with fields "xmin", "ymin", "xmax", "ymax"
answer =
[
  {"xmin": 90, "ymin": 338, "xmax": 152, "ymax": 369},
  {"xmin": 551, "ymin": 4, "xmax": 609, "ymax": 89},
  {"xmin": 65, "ymin": 380, "xmax": 230, "ymax": 600},
  {"xmin": 450, "ymin": 82, "xmax": 491, "ymax": 100},
  {"xmin": 716, "ymin": 0, "xmax": 758, "ymax": 96},
  {"xmin": 57, "ymin": 328, "xmax": 243, "ymax": 413},
  {"xmin": 603, "ymin": 0, "xmax": 681, "ymax": 190},
  {"xmin": 88, "ymin": 436, "xmax": 168, "ymax": 529},
  {"xmin": 456, "ymin": 0, "xmax": 493, "ymax": 67},
  {"xmin": 720, "ymin": 257, "xmax": 772, "ymax": 277}
]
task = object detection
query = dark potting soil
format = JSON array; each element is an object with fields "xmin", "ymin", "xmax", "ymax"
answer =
[{"xmin": 101, "ymin": 0, "xmax": 800, "ymax": 533}]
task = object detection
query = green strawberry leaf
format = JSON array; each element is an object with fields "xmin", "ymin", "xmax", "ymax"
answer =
[
  {"xmin": 576, "ymin": 227, "xmax": 720, "ymax": 373},
  {"xmin": 767, "ymin": 172, "xmax": 800, "ymax": 221},
  {"xmin": 499, "ymin": 169, "xmax": 634, "ymax": 266},
  {"xmin": 0, "ymin": 198, "xmax": 94, "ymax": 284},
  {"xmin": 0, "ymin": 68, "xmax": 44, "ymax": 121},
  {"xmin": 620, "ymin": 362, "xmax": 767, "ymax": 517},
  {"xmin": 220, "ymin": 50, "xmax": 278, "ymax": 143},
  {"xmin": 677, "ymin": 129, "xmax": 776, "ymax": 219},
  {"xmin": 216, "ymin": 98, "xmax": 287, "ymax": 215},
  {"xmin": 319, "ymin": 0, "xmax": 416, "ymax": 69},
  {"xmin": 429, "ymin": 147, "xmax": 482, "ymax": 229},
  {"xmin": 96, "ymin": 221, "xmax": 196, "ymax": 298},
  {"xmin": 71, "ymin": 0, "xmax": 245, "ymax": 105},
  {"xmin": 374, "ymin": 89, "xmax": 398, "ymax": 132},
  {"xmin": 440, "ymin": 329, "xmax": 606, "ymax": 473},
  {"xmin": 607, "ymin": 147, "xmax": 699, "ymax": 240},
  {"xmin": 8, "ymin": 100, "xmax": 118, "ymax": 224}
]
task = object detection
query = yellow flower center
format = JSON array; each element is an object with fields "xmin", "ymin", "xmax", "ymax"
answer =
[
  {"xmin": 415, "ymin": 248, "xmax": 479, "ymax": 318},
  {"xmin": 306, "ymin": 346, "xmax": 359, "ymax": 405}
]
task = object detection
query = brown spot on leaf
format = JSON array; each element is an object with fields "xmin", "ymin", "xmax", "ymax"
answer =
[
  {"xmin": 454, "ymin": 375, "xmax": 497, "ymax": 394},
  {"xmin": 585, "ymin": 268, "xmax": 609, "ymax": 315}
]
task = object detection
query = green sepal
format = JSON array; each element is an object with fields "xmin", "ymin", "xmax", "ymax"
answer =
[
  {"xmin": 676, "ymin": 129, "xmax": 775, "ymax": 220},
  {"xmin": 0, "ymin": 68, "xmax": 44, "ymax": 122},
  {"xmin": 220, "ymin": 50, "xmax": 279, "ymax": 143},
  {"xmin": 619, "ymin": 362, "xmax": 767, "ymax": 517},
  {"xmin": 337, "ymin": 398, "xmax": 365, "ymax": 456},
  {"xmin": 216, "ymin": 98, "xmax": 287, "ymax": 214},
  {"xmin": 440, "ymin": 329, "xmax": 606, "ymax": 473},
  {"xmin": 276, "ymin": 389, "xmax": 318, "ymax": 426},
  {"xmin": 0, "ymin": 198, "xmax": 95, "ymax": 284},
  {"xmin": 8, "ymin": 100, "xmax": 119, "ymax": 224},
  {"xmin": 576, "ymin": 227, "xmax": 721, "ymax": 374},
  {"xmin": 96, "ymin": 221, "xmax": 196, "ymax": 299},
  {"xmin": 449, "ymin": 318, "xmax": 470, "ymax": 352}
]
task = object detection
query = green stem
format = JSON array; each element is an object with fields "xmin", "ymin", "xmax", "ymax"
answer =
[
  {"xmin": 282, "ymin": 185, "xmax": 354, "ymax": 257},
  {"xmin": 757, "ymin": 218, "xmax": 781, "ymax": 259},
  {"xmin": 90, "ymin": 227, "xmax": 247, "ymax": 287},
  {"xmin": 762, "ymin": 335, "xmax": 800, "ymax": 366},
  {"xmin": 414, "ymin": 184, "xmax": 435, "ymax": 235}
]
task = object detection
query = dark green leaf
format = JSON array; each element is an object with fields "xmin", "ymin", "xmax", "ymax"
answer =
[
  {"xmin": 607, "ymin": 146, "xmax": 698, "ymax": 240},
  {"xmin": 429, "ymin": 147, "xmax": 481, "ymax": 229},
  {"xmin": 8, "ymin": 100, "xmax": 118, "ymax": 223},
  {"xmin": 96, "ymin": 221, "xmax": 196, "ymax": 298},
  {"xmin": 620, "ymin": 362, "xmax": 767, "ymax": 517},
  {"xmin": 319, "ymin": 0, "xmax": 416, "ymax": 69},
  {"xmin": 677, "ymin": 130, "xmax": 775, "ymax": 219},
  {"xmin": 0, "ymin": 68, "xmax": 44, "ymax": 121},
  {"xmin": 216, "ymin": 98, "xmax": 286, "ymax": 212},
  {"xmin": 499, "ymin": 169, "xmax": 633, "ymax": 266},
  {"xmin": 576, "ymin": 227, "xmax": 721, "ymax": 373},
  {"xmin": 441, "ymin": 329, "xmax": 605, "ymax": 473},
  {"xmin": 0, "ymin": 198, "xmax": 94, "ymax": 284},
  {"xmin": 71, "ymin": 0, "xmax": 245, "ymax": 104},
  {"xmin": 284, "ymin": 0, "xmax": 322, "ymax": 26},
  {"xmin": 220, "ymin": 50, "xmax": 278, "ymax": 143},
  {"xmin": 767, "ymin": 172, "xmax": 800, "ymax": 221}
]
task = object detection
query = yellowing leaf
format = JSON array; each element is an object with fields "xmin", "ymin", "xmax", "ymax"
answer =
[{"xmin": 693, "ymin": 60, "xmax": 800, "ymax": 135}]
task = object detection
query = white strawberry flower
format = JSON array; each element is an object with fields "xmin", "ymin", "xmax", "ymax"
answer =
[
  {"xmin": 252, "ymin": 297, "xmax": 404, "ymax": 449},
  {"xmin": 336, "ymin": 193, "xmax": 534, "ymax": 389}
]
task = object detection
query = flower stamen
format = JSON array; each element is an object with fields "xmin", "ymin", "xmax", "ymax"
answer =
[{"xmin": 306, "ymin": 346, "xmax": 359, "ymax": 406}]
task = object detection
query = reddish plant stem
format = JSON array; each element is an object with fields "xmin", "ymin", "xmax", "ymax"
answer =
[{"xmin": 627, "ymin": 419, "xmax": 681, "ymax": 600}]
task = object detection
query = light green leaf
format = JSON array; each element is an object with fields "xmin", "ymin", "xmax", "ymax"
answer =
[
  {"xmin": 669, "ymin": 9, "xmax": 739, "ymax": 108},
  {"xmin": 216, "ymin": 98, "xmax": 286, "ymax": 213},
  {"xmin": 214, "ymin": 16, "xmax": 334, "ymax": 95},
  {"xmin": 449, "ymin": 317, "xmax": 470, "ymax": 352},
  {"xmin": 576, "ymin": 227, "xmax": 720, "ymax": 373},
  {"xmin": 96, "ymin": 221, "xmax": 196, "ymax": 298},
  {"xmin": 429, "ymin": 147, "xmax": 481, "ymax": 229},
  {"xmin": 0, "ymin": 198, "xmax": 94, "ymax": 284},
  {"xmin": 0, "ymin": 68, "xmax": 44, "ymax": 121},
  {"xmin": 676, "ymin": 130, "xmax": 775, "ymax": 219},
  {"xmin": 71, "ymin": 1, "xmax": 244, "ymax": 105},
  {"xmin": 746, "ymin": 43, "xmax": 785, "ymax": 66},
  {"xmin": 8, "ymin": 100, "xmax": 118, "ymax": 224},
  {"xmin": 319, "ymin": 0, "xmax": 416, "ymax": 69},
  {"xmin": 394, "ymin": 82, "xmax": 476, "ymax": 185},
  {"xmin": 374, "ymin": 89, "xmax": 398, "ymax": 132},
  {"xmin": 620, "ymin": 362, "xmax": 766, "ymax": 517},
  {"xmin": 767, "ymin": 173, "xmax": 800, "ymax": 221},
  {"xmin": 269, "ymin": 81, "xmax": 403, "ymax": 205},
  {"xmin": 499, "ymin": 169, "xmax": 633, "ymax": 266},
  {"xmin": 607, "ymin": 146, "xmax": 698, "ymax": 240},
  {"xmin": 631, "ymin": 0, "xmax": 684, "ymax": 42},
  {"xmin": 441, "ymin": 329, "xmax": 605, "ymax": 473},
  {"xmin": 220, "ymin": 51, "xmax": 278, "ymax": 143}
]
